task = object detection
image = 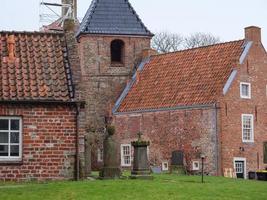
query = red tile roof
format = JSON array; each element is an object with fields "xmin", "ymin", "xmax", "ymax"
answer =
[
  {"xmin": 117, "ymin": 40, "xmax": 246, "ymax": 112},
  {"xmin": 0, "ymin": 31, "xmax": 73, "ymax": 102}
]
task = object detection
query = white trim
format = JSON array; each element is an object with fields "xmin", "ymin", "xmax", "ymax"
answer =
[
  {"xmin": 233, "ymin": 157, "xmax": 247, "ymax": 179},
  {"xmin": 240, "ymin": 82, "xmax": 251, "ymax": 99},
  {"xmin": 192, "ymin": 161, "xmax": 200, "ymax": 171},
  {"xmin": 223, "ymin": 70, "xmax": 237, "ymax": 95},
  {"xmin": 120, "ymin": 144, "xmax": 131, "ymax": 167},
  {"xmin": 0, "ymin": 117, "xmax": 22, "ymax": 162},
  {"xmin": 239, "ymin": 41, "xmax": 253, "ymax": 64},
  {"xmin": 162, "ymin": 162, "xmax": 169, "ymax": 171},
  {"xmin": 241, "ymin": 114, "xmax": 254, "ymax": 143}
]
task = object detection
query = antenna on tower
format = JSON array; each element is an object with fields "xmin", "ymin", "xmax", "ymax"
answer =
[{"xmin": 39, "ymin": 0, "xmax": 74, "ymax": 30}]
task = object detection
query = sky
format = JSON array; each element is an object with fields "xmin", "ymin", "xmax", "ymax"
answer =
[{"xmin": 0, "ymin": 0, "xmax": 266, "ymax": 48}]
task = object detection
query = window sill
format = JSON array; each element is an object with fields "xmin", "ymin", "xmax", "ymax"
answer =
[
  {"xmin": 242, "ymin": 141, "xmax": 254, "ymax": 144},
  {"xmin": 110, "ymin": 63, "xmax": 124, "ymax": 67},
  {"xmin": 0, "ymin": 160, "xmax": 23, "ymax": 166}
]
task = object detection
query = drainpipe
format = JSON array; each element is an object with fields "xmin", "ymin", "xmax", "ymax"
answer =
[
  {"xmin": 75, "ymin": 102, "xmax": 80, "ymax": 181},
  {"xmin": 214, "ymin": 103, "xmax": 220, "ymax": 176}
]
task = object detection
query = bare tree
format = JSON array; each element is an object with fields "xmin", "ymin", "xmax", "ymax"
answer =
[
  {"xmin": 183, "ymin": 32, "xmax": 220, "ymax": 49},
  {"xmin": 151, "ymin": 31, "xmax": 220, "ymax": 53},
  {"xmin": 151, "ymin": 32, "xmax": 184, "ymax": 53}
]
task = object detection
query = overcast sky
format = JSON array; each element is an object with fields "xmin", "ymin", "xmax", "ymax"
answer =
[{"xmin": 0, "ymin": 0, "xmax": 266, "ymax": 48}]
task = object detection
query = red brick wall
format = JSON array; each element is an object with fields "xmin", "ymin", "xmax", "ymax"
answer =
[
  {"xmin": 78, "ymin": 35, "xmax": 151, "ymax": 130},
  {"xmin": 219, "ymin": 39, "xmax": 267, "ymax": 175},
  {"xmin": 0, "ymin": 104, "xmax": 81, "ymax": 182},
  {"xmin": 114, "ymin": 107, "xmax": 219, "ymax": 175}
]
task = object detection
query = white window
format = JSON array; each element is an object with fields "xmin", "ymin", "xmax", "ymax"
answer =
[
  {"xmin": 162, "ymin": 162, "xmax": 169, "ymax": 171},
  {"xmin": 121, "ymin": 144, "xmax": 131, "ymax": 166},
  {"xmin": 97, "ymin": 148, "xmax": 103, "ymax": 162},
  {"xmin": 240, "ymin": 82, "xmax": 251, "ymax": 99},
  {"xmin": 192, "ymin": 161, "xmax": 200, "ymax": 170},
  {"xmin": 0, "ymin": 117, "xmax": 22, "ymax": 161},
  {"xmin": 242, "ymin": 114, "xmax": 254, "ymax": 142}
]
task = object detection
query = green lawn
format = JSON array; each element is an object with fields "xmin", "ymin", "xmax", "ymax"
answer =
[{"xmin": 0, "ymin": 174, "xmax": 267, "ymax": 200}]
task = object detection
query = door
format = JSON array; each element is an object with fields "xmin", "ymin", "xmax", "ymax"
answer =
[{"xmin": 235, "ymin": 161, "xmax": 245, "ymax": 178}]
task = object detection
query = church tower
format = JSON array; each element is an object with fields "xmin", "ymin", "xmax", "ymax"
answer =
[{"xmin": 76, "ymin": 0, "xmax": 153, "ymax": 140}]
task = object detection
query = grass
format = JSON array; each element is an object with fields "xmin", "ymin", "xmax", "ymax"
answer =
[{"xmin": 0, "ymin": 173, "xmax": 267, "ymax": 200}]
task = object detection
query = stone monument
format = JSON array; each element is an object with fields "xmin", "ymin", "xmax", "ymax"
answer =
[
  {"xmin": 130, "ymin": 132, "xmax": 153, "ymax": 179},
  {"xmin": 99, "ymin": 125, "xmax": 121, "ymax": 179}
]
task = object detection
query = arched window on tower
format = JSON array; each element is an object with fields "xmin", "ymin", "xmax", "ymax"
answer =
[{"xmin": 110, "ymin": 40, "xmax": 124, "ymax": 65}]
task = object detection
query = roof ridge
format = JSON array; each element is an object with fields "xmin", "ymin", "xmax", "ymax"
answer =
[
  {"xmin": 126, "ymin": 0, "xmax": 153, "ymax": 36},
  {"xmin": 151, "ymin": 39, "xmax": 245, "ymax": 58},
  {"xmin": 0, "ymin": 31, "xmax": 64, "ymax": 36}
]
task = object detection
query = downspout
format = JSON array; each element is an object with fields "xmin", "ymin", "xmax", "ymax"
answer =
[
  {"xmin": 75, "ymin": 102, "xmax": 80, "ymax": 181},
  {"xmin": 214, "ymin": 103, "xmax": 220, "ymax": 176}
]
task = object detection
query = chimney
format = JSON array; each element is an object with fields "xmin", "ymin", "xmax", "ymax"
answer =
[
  {"xmin": 7, "ymin": 35, "xmax": 15, "ymax": 61},
  {"xmin": 142, "ymin": 48, "xmax": 158, "ymax": 60},
  {"xmin": 245, "ymin": 26, "xmax": 261, "ymax": 43}
]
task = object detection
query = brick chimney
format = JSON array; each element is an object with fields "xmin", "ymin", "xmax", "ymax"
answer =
[{"xmin": 245, "ymin": 26, "xmax": 261, "ymax": 43}]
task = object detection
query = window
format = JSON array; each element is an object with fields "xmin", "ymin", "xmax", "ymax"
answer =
[
  {"xmin": 192, "ymin": 161, "xmax": 200, "ymax": 170},
  {"xmin": 264, "ymin": 142, "xmax": 267, "ymax": 164},
  {"xmin": 0, "ymin": 117, "xmax": 22, "ymax": 161},
  {"xmin": 97, "ymin": 148, "xmax": 103, "ymax": 162},
  {"xmin": 111, "ymin": 40, "xmax": 124, "ymax": 64},
  {"xmin": 240, "ymin": 82, "xmax": 251, "ymax": 99},
  {"xmin": 162, "ymin": 162, "xmax": 169, "ymax": 171},
  {"xmin": 242, "ymin": 114, "xmax": 254, "ymax": 142},
  {"xmin": 121, "ymin": 144, "xmax": 131, "ymax": 166}
]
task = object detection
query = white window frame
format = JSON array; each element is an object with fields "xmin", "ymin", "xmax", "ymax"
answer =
[
  {"xmin": 0, "ymin": 117, "xmax": 22, "ymax": 162},
  {"xmin": 240, "ymin": 82, "xmax": 251, "ymax": 99},
  {"xmin": 192, "ymin": 161, "xmax": 200, "ymax": 171},
  {"xmin": 242, "ymin": 114, "xmax": 254, "ymax": 143},
  {"xmin": 162, "ymin": 161, "xmax": 169, "ymax": 171},
  {"xmin": 121, "ymin": 144, "xmax": 131, "ymax": 167},
  {"xmin": 233, "ymin": 157, "xmax": 247, "ymax": 179},
  {"xmin": 97, "ymin": 148, "xmax": 103, "ymax": 162}
]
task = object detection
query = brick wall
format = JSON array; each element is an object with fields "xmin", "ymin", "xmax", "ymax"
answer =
[
  {"xmin": 78, "ymin": 35, "xmax": 151, "ymax": 131},
  {"xmin": 219, "ymin": 35, "xmax": 267, "ymax": 175},
  {"xmin": 0, "ymin": 104, "xmax": 84, "ymax": 182},
  {"xmin": 114, "ymin": 107, "xmax": 219, "ymax": 175}
]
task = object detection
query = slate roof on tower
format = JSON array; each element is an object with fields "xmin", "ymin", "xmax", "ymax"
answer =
[
  {"xmin": 115, "ymin": 40, "xmax": 248, "ymax": 113},
  {"xmin": 76, "ymin": 0, "xmax": 153, "ymax": 38},
  {"xmin": 0, "ymin": 31, "xmax": 74, "ymax": 102}
]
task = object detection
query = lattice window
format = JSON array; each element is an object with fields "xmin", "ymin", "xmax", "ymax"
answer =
[
  {"xmin": 242, "ymin": 114, "xmax": 254, "ymax": 142},
  {"xmin": 0, "ymin": 117, "xmax": 22, "ymax": 161},
  {"xmin": 121, "ymin": 144, "xmax": 131, "ymax": 166}
]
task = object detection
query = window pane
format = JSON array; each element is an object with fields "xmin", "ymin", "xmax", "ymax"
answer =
[
  {"xmin": 10, "ymin": 145, "xmax": 19, "ymax": 157},
  {"xmin": 0, "ymin": 145, "xmax": 8, "ymax": 156},
  {"xmin": 11, "ymin": 120, "xmax": 20, "ymax": 131},
  {"xmin": 10, "ymin": 132, "xmax": 19, "ymax": 143},
  {"xmin": 242, "ymin": 85, "xmax": 248, "ymax": 96},
  {"xmin": 0, "ymin": 119, "xmax": 8, "ymax": 130},
  {"xmin": 0, "ymin": 132, "xmax": 8, "ymax": 143}
]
